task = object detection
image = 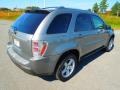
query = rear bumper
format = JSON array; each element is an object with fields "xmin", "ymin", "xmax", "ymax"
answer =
[{"xmin": 7, "ymin": 45, "xmax": 59, "ymax": 75}]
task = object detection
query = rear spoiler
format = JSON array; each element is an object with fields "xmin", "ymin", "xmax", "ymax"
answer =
[
  {"xmin": 25, "ymin": 7, "xmax": 65, "ymax": 14},
  {"xmin": 25, "ymin": 9, "xmax": 50, "ymax": 14}
]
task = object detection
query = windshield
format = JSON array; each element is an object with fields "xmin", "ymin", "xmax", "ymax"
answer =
[{"xmin": 12, "ymin": 12, "xmax": 48, "ymax": 34}]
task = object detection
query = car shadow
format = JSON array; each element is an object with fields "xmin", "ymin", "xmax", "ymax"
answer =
[
  {"xmin": 39, "ymin": 49, "xmax": 105, "ymax": 82},
  {"xmin": 75, "ymin": 50, "xmax": 105, "ymax": 75}
]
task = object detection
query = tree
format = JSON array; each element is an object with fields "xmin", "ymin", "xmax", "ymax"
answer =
[
  {"xmin": 111, "ymin": 2, "xmax": 120, "ymax": 16},
  {"xmin": 118, "ymin": 3, "xmax": 120, "ymax": 16},
  {"xmin": 92, "ymin": 3, "xmax": 99, "ymax": 13},
  {"xmin": 0, "ymin": 8, "xmax": 11, "ymax": 11},
  {"xmin": 99, "ymin": 0, "xmax": 108, "ymax": 13}
]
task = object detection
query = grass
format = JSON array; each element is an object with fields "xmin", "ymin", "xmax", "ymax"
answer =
[
  {"xmin": 0, "ymin": 11, "xmax": 120, "ymax": 29},
  {"xmin": 100, "ymin": 14, "xmax": 120, "ymax": 29}
]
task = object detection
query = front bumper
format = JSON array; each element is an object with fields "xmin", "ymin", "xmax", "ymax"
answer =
[{"xmin": 7, "ymin": 45, "xmax": 59, "ymax": 75}]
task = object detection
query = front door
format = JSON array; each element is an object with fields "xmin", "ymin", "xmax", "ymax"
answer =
[{"xmin": 73, "ymin": 14, "xmax": 100, "ymax": 56}]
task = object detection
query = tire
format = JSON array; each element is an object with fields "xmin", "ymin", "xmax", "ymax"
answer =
[
  {"xmin": 56, "ymin": 53, "xmax": 77, "ymax": 82},
  {"xmin": 105, "ymin": 38, "xmax": 114, "ymax": 52}
]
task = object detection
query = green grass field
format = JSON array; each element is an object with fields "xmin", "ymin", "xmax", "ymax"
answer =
[
  {"xmin": 0, "ymin": 11, "xmax": 120, "ymax": 29},
  {"xmin": 100, "ymin": 14, "xmax": 120, "ymax": 29}
]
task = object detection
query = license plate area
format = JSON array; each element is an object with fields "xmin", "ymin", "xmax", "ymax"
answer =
[{"xmin": 14, "ymin": 39, "xmax": 20, "ymax": 47}]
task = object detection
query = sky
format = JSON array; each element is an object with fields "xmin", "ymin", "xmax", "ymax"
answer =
[{"xmin": 0, "ymin": 0, "xmax": 119, "ymax": 10}]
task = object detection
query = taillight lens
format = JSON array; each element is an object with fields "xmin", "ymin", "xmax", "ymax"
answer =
[
  {"xmin": 32, "ymin": 41, "xmax": 39, "ymax": 57},
  {"xmin": 40, "ymin": 42, "xmax": 48, "ymax": 56},
  {"xmin": 32, "ymin": 41, "xmax": 48, "ymax": 57}
]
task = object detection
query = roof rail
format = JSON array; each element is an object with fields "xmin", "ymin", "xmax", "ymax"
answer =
[{"xmin": 42, "ymin": 6, "xmax": 65, "ymax": 10}]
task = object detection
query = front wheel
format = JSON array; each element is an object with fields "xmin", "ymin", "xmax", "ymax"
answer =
[{"xmin": 56, "ymin": 54, "xmax": 77, "ymax": 82}]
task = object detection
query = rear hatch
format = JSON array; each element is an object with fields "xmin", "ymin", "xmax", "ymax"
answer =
[{"xmin": 9, "ymin": 10, "xmax": 49, "ymax": 59}]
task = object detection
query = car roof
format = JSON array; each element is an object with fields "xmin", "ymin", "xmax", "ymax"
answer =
[
  {"xmin": 25, "ymin": 7, "xmax": 96, "ymax": 15},
  {"xmin": 44, "ymin": 7, "xmax": 94, "ymax": 14}
]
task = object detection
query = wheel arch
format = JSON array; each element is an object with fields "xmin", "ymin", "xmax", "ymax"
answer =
[
  {"xmin": 110, "ymin": 34, "xmax": 115, "ymax": 39},
  {"xmin": 54, "ymin": 49, "xmax": 80, "ymax": 74}
]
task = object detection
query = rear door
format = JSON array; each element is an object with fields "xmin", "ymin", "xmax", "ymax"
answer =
[
  {"xmin": 9, "ymin": 11, "xmax": 48, "ymax": 59},
  {"xmin": 74, "ymin": 14, "xmax": 100, "ymax": 55}
]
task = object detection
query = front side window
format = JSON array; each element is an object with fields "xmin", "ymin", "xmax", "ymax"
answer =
[
  {"xmin": 75, "ymin": 14, "xmax": 93, "ymax": 32},
  {"xmin": 47, "ymin": 14, "xmax": 72, "ymax": 34},
  {"xmin": 91, "ymin": 15, "xmax": 105, "ymax": 29}
]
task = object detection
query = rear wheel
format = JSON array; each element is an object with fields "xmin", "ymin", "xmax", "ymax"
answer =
[
  {"xmin": 56, "ymin": 54, "xmax": 77, "ymax": 82},
  {"xmin": 105, "ymin": 38, "xmax": 114, "ymax": 52}
]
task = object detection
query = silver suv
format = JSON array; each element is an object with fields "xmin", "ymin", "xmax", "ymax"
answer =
[{"xmin": 7, "ymin": 7, "xmax": 114, "ymax": 82}]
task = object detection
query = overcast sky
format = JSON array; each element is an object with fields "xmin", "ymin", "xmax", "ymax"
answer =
[{"xmin": 0, "ymin": 0, "xmax": 119, "ymax": 10}]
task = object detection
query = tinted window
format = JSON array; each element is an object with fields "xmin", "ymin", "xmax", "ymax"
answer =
[
  {"xmin": 75, "ymin": 14, "xmax": 93, "ymax": 32},
  {"xmin": 47, "ymin": 14, "xmax": 72, "ymax": 34},
  {"xmin": 91, "ymin": 15, "xmax": 105, "ymax": 29},
  {"xmin": 12, "ymin": 12, "xmax": 48, "ymax": 34}
]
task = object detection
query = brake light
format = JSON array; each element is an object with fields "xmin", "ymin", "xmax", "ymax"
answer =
[
  {"xmin": 40, "ymin": 42, "xmax": 48, "ymax": 56},
  {"xmin": 32, "ymin": 41, "xmax": 48, "ymax": 57}
]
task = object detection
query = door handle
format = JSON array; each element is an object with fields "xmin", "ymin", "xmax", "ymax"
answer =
[
  {"xmin": 76, "ymin": 34, "xmax": 83, "ymax": 38},
  {"xmin": 98, "ymin": 29, "xmax": 105, "ymax": 33},
  {"xmin": 79, "ymin": 34, "xmax": 83, "ymax": 36}
]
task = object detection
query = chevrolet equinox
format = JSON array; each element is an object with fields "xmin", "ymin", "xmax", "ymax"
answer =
[{"xmin": 7, "ymin": 7, "xmax": 115, "ymax": 82}]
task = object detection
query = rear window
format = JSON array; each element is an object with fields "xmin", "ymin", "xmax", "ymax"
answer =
[
  {"xmin": 47, "ymin": 14, "xmax": 72, "ymax": 34},
  {"xmin": 12, "ymin": 12, "xmax": 48, "ymax": 34}
]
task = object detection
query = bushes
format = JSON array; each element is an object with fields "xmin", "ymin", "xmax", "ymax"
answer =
[{"xmin": 0, "ymin": 11, "xmax": 22, "ymax": 20}]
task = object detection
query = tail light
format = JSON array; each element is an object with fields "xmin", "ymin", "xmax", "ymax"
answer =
[{"xmin": 32, "ymin": 40, "xmax": 48, "ymax": 57}]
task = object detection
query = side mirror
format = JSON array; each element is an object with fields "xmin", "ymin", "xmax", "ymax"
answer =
[
  {"xmin": 98, "ymin": 25, "xmax": 105, "ymax": 29},
  {"xmin": 106, "ymin": 25, "xmax": 112, "ymax": 30}
]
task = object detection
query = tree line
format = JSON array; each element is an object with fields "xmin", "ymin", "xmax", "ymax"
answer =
[
  {"xmin": 92, "ymin": 0, "xmax": 120, "ymax": 16},
  {"xmin": 0, "ymin": 0, "xmax": 120, "ymax": 17}
]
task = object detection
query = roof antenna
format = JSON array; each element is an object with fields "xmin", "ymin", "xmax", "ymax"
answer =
[
  {"xmin": 44, "ymin": 0, "xmax": 46, "ymax": 8},
  {"xmin": 88, "ymin": 9, "xmax": 92, "ymax": 12}
]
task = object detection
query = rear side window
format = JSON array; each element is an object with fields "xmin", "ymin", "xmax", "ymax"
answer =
[
  {"xmin": 75, "ymin": 14, "xmax": 93, "ymax": 32},
  {"xmin": 47, "ymin": 14, "xmax": 72, "ymax": 34},
  {"xmin": 12, "ymin": 12, "xmax": 48, "ymax": 34}
]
